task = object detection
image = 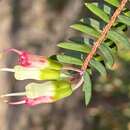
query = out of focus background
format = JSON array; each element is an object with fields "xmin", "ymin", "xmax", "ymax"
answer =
[{"xmin": 0, "ymin": 0, "xmax": 130, "ymax": 130}]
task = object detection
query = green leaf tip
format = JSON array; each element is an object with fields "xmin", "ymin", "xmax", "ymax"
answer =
[{"xmin": 83, "ymin": 71, "xmax": 92, "ymax": 106}]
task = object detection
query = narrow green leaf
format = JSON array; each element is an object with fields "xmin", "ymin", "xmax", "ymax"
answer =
[
  {"xmin": 82, "ymin": 17, "xmax": 127, "ymax": 34},
  {"xmin": 90, "ymin": 2, "xmax": 113, "ymax": 15},
  {"xmin": 85, "ymin": 3, "xmax": 110, "ymax": 23},
  {"xmin": 90, "ymin": 59, "xmax": 107, "ymax": 77},
  {"xmin": 58, "ymin": 42, "xmax": 91, "ymax": 53},
  {"xmin": 108, "ymin": 30, "xmax": 130, "ymax": 50},
  {"xmin": 104, "ymin": 4, "xmax": 113, "ymax": 15},
  {"xmin": 103, "ymin": 41, "xmax": 117, "ymax": 53},
  {"xmin": 116, "ymin": 24, "xmax": 127, "ymax": 31},
  {"xmin": 83, "ymin": 71, "xmax": 92, "ymax": 106},
  {"xmin": 71, "ymin": 23, "xmax": 100, "ymax": 38},
  {"xmin": 124, "ymin": 11, "xmax": 130, "ymax": 17},
  {"xmin": 105, "ymin": 0, "xmax": 130, "ymax": 17},
  {"xmin": 57, "ymin": 55, "xmax": 107, "ymax": 76},
  {"xmin": 118, "ymin": 15, "xmax": 130, "ymax": 26},
  {"xmin": 99, "ymin": 44, "xmax": 114, "ymax": 68},
  {"xmin": 72, "ymin": 23, "xmax": 130, "ymax": 51},
  {"xmin": 79, "ymin": 19, "xmax": 130, "ymax": 50},
  {"xmin": 104, "ymin": 0, "xmax": 120, "ymax": 7},
  {"xmin": 82, "ymin": 17, "xmax": 100, "ymax": 30},
  {"xmin": 57, "ymin": 55, "xmax": 82, "ymax": 66}
]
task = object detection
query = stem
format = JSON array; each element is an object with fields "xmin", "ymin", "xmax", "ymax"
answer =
[
  {"xmin": 81, "ymin": 0, "xmax": 128, "ymax": 72},
  {"xmin": 72, "ymin": 76, "xmax": 84, "ymax": 91},
  {"xmin": 62, "ymin": 66, "xmax": 82, "ymax": 73}
]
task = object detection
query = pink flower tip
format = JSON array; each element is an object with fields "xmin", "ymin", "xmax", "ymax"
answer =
[
  {"xmin": 5, "ymin": 48, "xmax": 47, "ymax": 67},
  {"xmin": 5, "ymin": 48, "xmax": 31, "ymax": 66}
]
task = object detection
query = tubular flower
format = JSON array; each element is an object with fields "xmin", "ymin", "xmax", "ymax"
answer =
[
  {"xmin": 0, "ymin": 48, "xmax": 83, "ymax": 107},
  {"xmin": 6, "ymin": 48, "xmax": 62, "ymax": 69},
  {"xmin": 2, "ymin": 80, "xmax": 73, "ymax": 106},
  {"xmin": 1, "ymin": 65, "xmax": 68, "ymax": 80}
]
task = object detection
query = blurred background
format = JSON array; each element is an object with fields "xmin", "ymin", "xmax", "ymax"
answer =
[{"xmin": 0, "ymin": 0, "xmax": 130, "ymax": 130}]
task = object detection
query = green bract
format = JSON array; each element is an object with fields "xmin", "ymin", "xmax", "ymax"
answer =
[{"xmin": 47, "ymin": 59, "xmax": 63, "ymax": 70}]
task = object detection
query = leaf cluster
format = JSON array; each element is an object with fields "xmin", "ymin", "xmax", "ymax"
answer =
[{"xmin": 57, "ymin": 0, "xmax": 130, "ymax": 106}]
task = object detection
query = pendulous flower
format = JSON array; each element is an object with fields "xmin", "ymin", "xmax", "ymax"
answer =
[
  {"xmin": 0, "ymin": 48, "xmax": 84, "ymax": 107},
  {"xmin": 1, "ymin": 80, "xmax": 73, "ymax": 106},
  {"xmin": 0, "ymin": 65, "xmax": 69, "ymax": 80}
]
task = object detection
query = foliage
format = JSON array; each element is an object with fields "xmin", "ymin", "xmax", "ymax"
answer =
[{"xmin": 57, "ymin": 0, "xmax": 130, "ymax": 106}]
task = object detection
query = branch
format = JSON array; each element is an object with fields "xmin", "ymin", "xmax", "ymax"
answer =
[{"xmin": 81, "ymin": 0, "xmax": 128, "ymax": 72}]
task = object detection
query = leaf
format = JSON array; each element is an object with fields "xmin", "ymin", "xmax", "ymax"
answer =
[
  {"xmin": 71, "ymin": 23, "xmax": 100, "ymax": 38},
  {"xmin": 57, "ymin": 55, "xmax": 83, "ymax": 66},
  {"xmin": 108, "ymin": 30, "xmax": 130, "ymax": 50},
  {"xmin": 103, "ymin": 4, "xmax": 113, "ymax": 15},
  {"xmin": 88, "ymin": 2, "xmax": 113, "ymax": 15},
  {"xmin": 105, "ymin": 0, "xmax": 130, "ymax": 17},
  {"xmin": 93, "ymin": 1, "xmax": 130, "ymax": 25},
  {"xmin": 99, "ymin": 44, "xmax": 114, "ymax": 68},
  {"xmin": 118, "ymin": 15, "xmax": 130, "ymax": 26},
  {"xmin": 83, "ymin": 71, "xmax": 92, "ymax": 106},
  {"xmin": 105, "ymin": 41, "xmax": 117, "ymax": 54},
  {"xmin": 90, "ymin": 59, "xmax": 107, "ymax": 77},
  {"xmin": 82, "ymin": 17, "xmax": 127, "ymax": 34},
  {"xmin": 58, "ymin": 42, "xmax": 91, "ymax": 53},
  {"xmin": 82, "ymin": 17, "xmax": 101, "ymax": 30},
  {"xmin": 116, "ymin": 24, "xmax": 127, "ymax": 31},
  {"xmin": 57, "ymin": 55, "xmax": 107, "ymax": 77},
  {"xmin": 124, "ymin": 11, "xmax": 130, "ymax": 17},
  {"xmin": 85, "ymin": 3, "xmax": 110, "ymax": 23},
  {"xmin": 104, "ymin": 0, "xmax": 120, "ymax": 7},
  {"xmin": 79, "ymin": 19, "xmax": 130, "ymax": 50}
]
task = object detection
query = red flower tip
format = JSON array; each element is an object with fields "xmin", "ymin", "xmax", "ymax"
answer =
[
  {"xmin": 18, "ymin": 51, "xmax": 31, "ymax": 67},
  {"xmin": 5, "ymin": 48, "xmax": 47, "ymax": 67},
  {"xmin": 6, "ymin": 48, "xmax": 31, "ymax": 67}
]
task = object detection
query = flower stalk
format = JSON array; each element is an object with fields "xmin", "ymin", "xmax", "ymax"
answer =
[{"xmin": 1, "ymin": 80, "xmax": 73, "ymax": 106}]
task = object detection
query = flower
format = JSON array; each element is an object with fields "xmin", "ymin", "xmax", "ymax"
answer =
[
  {"xmin": 2, "ymin": 80, "xmax": 73, "ymax": 106},
  {"xmin": 14, "ymin": 65, "xmax": 62, "ymax": 80},
  {"xmin": 0, "ymin": 48, "xmax": 68, "ymax": 80},
  {"xmin": 0, "ymin": 48, "xmax": 83, "ymax": 107},
  {"xmin": 6, "ymin": 48, "xmax": 62, "ymax": 70},
  {"xmin": 0, "ymin": 65, "xmax": 69, "ymax": 80}
]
